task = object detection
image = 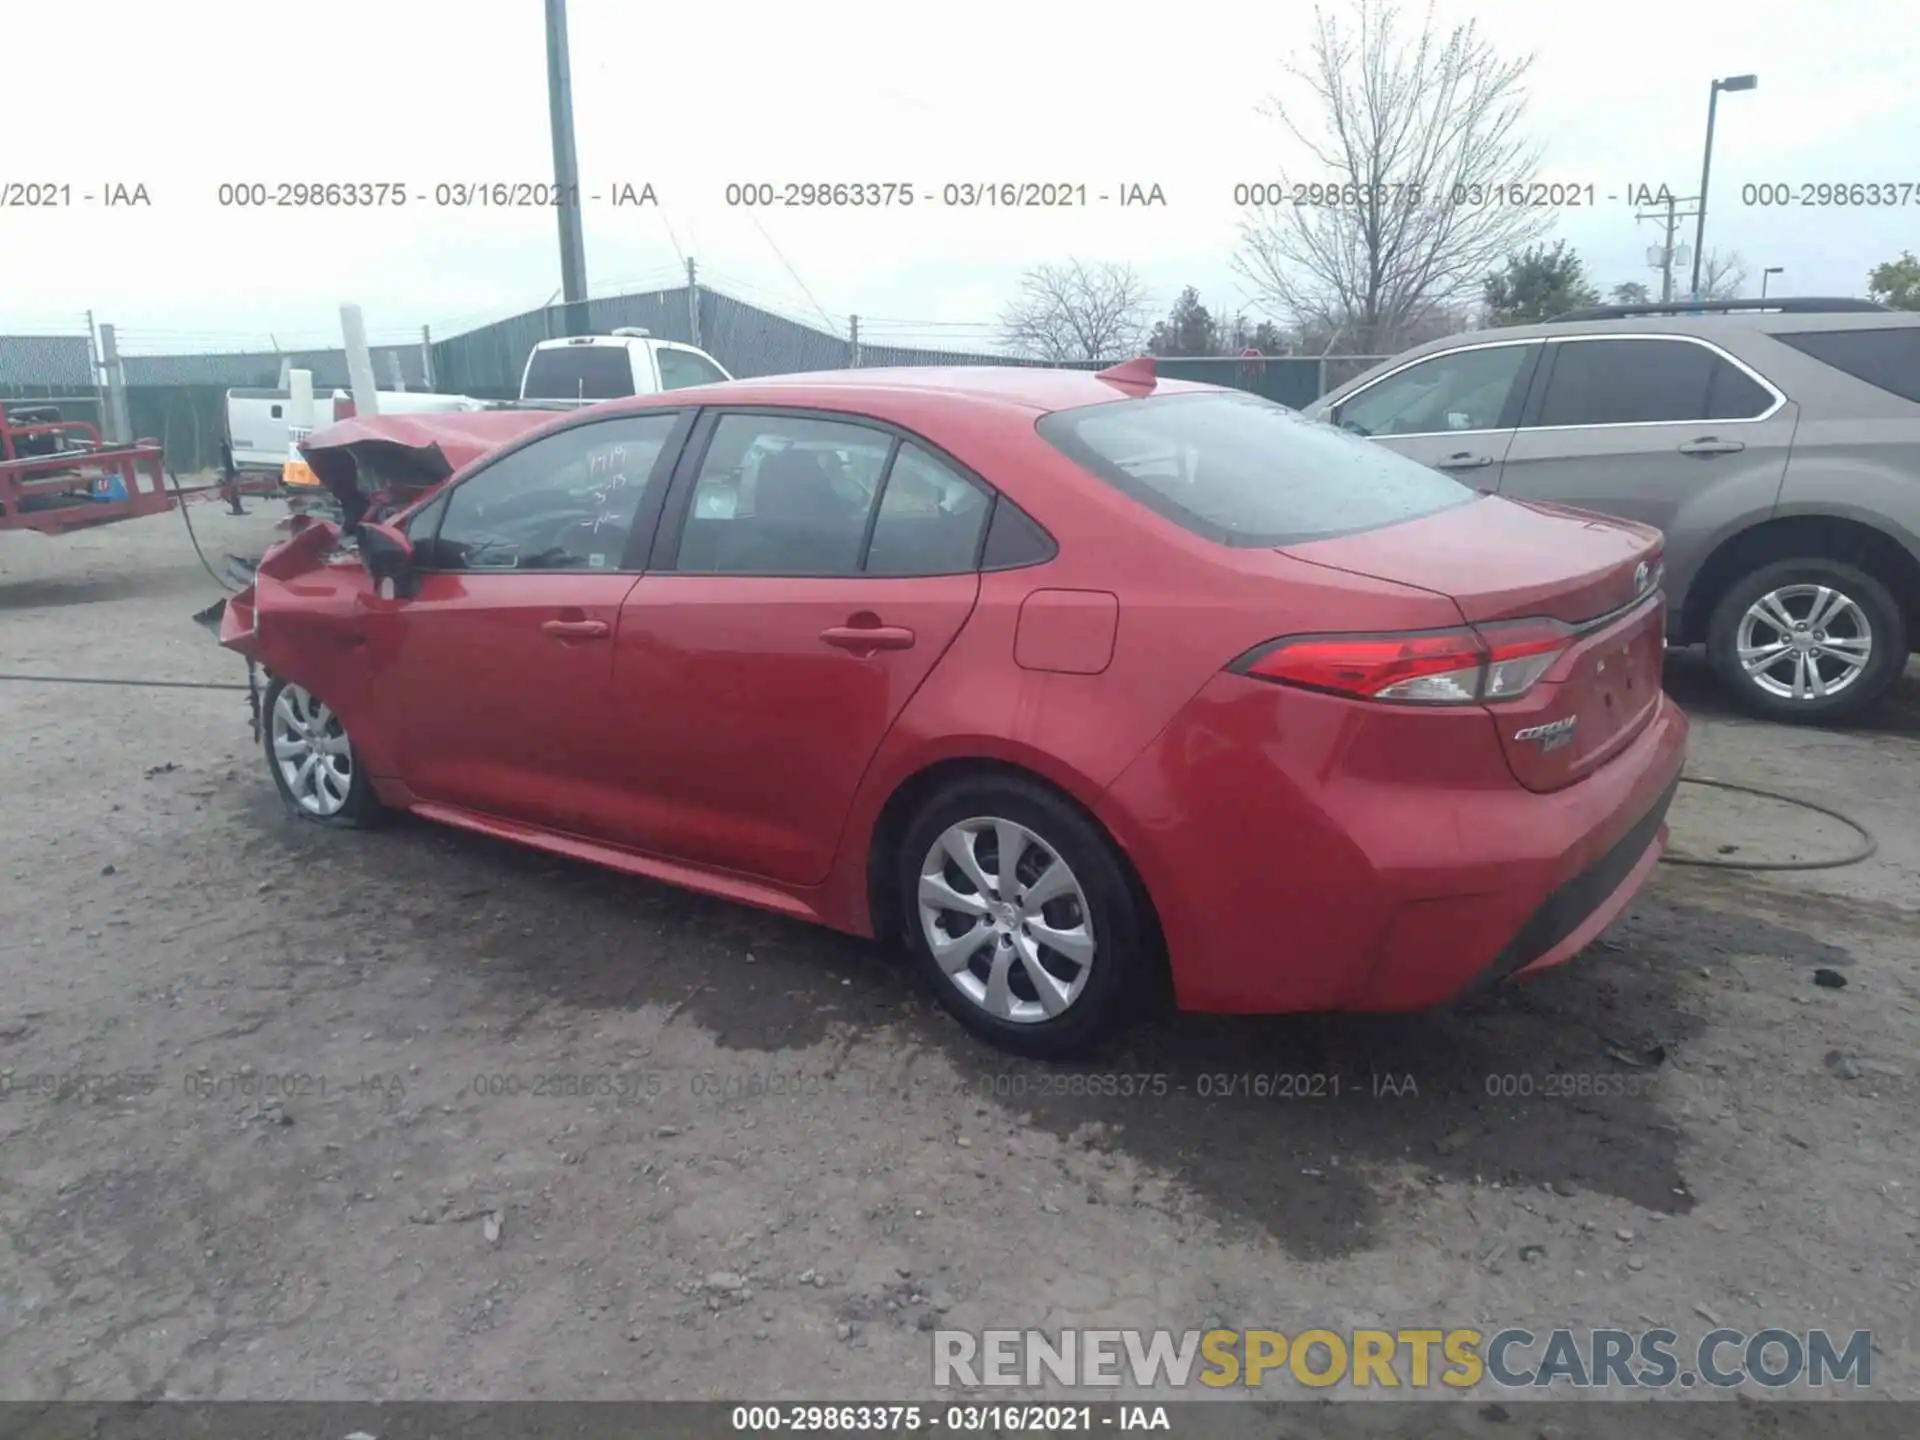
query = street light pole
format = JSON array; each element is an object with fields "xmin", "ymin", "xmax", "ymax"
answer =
[
  {"xmin": 1691, "ymin": 74, "xmax": 1757, "ymax": 299},
  {"xmin": 1761, "ymin": 266, "xmax": 1783, "ymax": 298}
]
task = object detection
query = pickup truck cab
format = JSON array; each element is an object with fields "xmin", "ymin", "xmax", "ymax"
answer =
[{"xmin": 518, "ymin": 328, "xmax": 733, "ymax": 404}]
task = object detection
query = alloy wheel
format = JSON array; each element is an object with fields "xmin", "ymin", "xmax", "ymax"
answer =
[
  {"xmin": 1735, "ymin": 584, "xmax": 1874, "ymax": 702},
  {"xmin": 270, "ymin": 683, "xmax": 355, "ymax": 817},
  {"xmin": 916, "ymin": 817, "xmax": 1096, "ymax": 1024}
]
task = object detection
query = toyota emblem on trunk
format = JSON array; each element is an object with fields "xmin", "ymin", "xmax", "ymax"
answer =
[{"xmin": 1634, "ymin": 561, "xmax": 1650, "ymax": 593}]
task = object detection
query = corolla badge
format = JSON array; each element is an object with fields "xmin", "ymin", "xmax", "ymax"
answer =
[
  {"xmin": 1513, "ymin": 715, "xmax": 1579, "ymax": 752},
  {"xmin": 1634, "ymin": 561, "xmax": 1651, "ymax": 593}
]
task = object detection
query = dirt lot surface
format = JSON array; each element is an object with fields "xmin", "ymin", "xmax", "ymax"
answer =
[{"xmin": 3, "ymin": 504, "xmax": 1918, "ymax": 1418}]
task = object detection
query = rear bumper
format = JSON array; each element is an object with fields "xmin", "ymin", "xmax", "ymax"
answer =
[
  {"xmin": 1102, "ymin": 678, "xmax": 1688, "ymax": 1014},
  {"xmin": 1463, "ymin": 776, "xmax": 1675, "ymax": 993}
]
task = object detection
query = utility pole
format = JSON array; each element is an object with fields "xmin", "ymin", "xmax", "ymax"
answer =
[
  {"xmin": 848, "ymin": 315, "xmax": 861, "ymax": 369},
  {"xmin": 545, "ymin": 0, "xmax": 589, "ymax": 337},
  {"xmin": 420, "ymin": 324, "xmax": 436, "ymax": 391},
  {"xmin": 1637, "ymin": 192, "xmax": 1701, "ymax": 302},
  {"xmin": 686, "ymin": 258, "xmax": 701, "ymax": 349}
]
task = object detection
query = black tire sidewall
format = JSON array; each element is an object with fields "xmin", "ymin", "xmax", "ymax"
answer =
[
  {"xmin": 260, "ymin": 676, "xmax": 378, "ymax": 826},
  {"xmin": 1707, "ymin": 559, "xmax": 1907, "ymax": 723},
  {"xmin": 896, "ymin": 777, "xmax": 1144, "ymax": 1059}
]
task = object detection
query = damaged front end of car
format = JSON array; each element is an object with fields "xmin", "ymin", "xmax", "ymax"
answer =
[
  {"xmin": 191, "ymin": 410, "xmax": 556, "ymax": 739},
  {"xmin": 188, "ymin": 415, "xmax": 500, "ymax": 632}
]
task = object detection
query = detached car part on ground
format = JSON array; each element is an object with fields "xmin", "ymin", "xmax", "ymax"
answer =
[
  {"xmin": 1307, "ymin": 301, "xmax": 1920, "ymax": 725},
  {"xmin": 207, "ymin": 363, "xmax": 1687, "ymax": 1058}
]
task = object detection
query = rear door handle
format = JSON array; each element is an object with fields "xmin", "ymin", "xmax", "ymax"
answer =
[
  {"xmin": 541, "ymin": 618, "xmax": 610, "ymax": 639},
  {"xmin": 1678, "ymin": 437, "xmax": 1746, "ymax": 456},
  {"xmin": 1435, "ymin": 453, "xmax": 1493, "ymax": 470},
  {"xmin": 821, "ymin": 624, "xmax": 916, "ymax": 653}
]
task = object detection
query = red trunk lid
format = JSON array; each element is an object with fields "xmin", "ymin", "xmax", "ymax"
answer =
[{"xmin": 1282, "ymin": 494, "xmax": 1667, "ymax": 792}]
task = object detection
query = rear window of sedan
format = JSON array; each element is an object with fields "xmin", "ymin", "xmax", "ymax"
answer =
[{"xmin": 1037, "ymin": 389, "xmax": 1477, "ymax": 547}]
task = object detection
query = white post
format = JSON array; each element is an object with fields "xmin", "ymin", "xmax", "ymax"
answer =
[
  {"xmin": 340, "ymin": 303, "xmax": 381, "ymax": 416},
  {"xmin": 289, "ymin": 369, "xmax": 315, "ymax": 429}
]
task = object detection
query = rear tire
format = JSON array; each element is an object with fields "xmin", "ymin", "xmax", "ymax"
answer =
[
  {"xmin": 261, "ymin": 677, "xmax": 381, "ymax": 827},
  {"xmin": 896, "ymin": 776, "xmax": 1148, "ymax": 1059},
  {"xmin": 1706, "ymin": 558, "xmax": 1906, "ymax": 724}
]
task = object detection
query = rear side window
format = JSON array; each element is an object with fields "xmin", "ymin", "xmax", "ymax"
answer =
[
  {"xmin": 522, "ymin": 345, "xmax": 636, "ymax": 401},
  {"xmin": 656, "ymin": 347, "xmax": 729, "ymax": 390},
  {"xmin": 864, "ymin": 443, "xmax": 992, "ymax": 575},
  {"xmin": 1773, "ymin": 328, "xmax": 1920, "ymax": 404},
  {"xmin": 1037, "ymin": 390, "xmax": 1476, "ymax": 548},
  {"xmin": 1533, "ymin": 338, "xmax": 1774, "ymax": 426}
]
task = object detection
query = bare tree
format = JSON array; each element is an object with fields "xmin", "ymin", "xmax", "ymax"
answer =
[
  {"xmin": 1232, "ymin": 0, "xmax": 1552, "ymax": 354},
  {"xmin": 1698, "ymin": 249, "xmax": 1748, "ymax": 301},
  {"xmin": 998, "ymin": 260, "xmax": 1153, "ymax": 362}
]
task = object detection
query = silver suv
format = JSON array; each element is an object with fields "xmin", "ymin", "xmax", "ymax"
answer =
[{"xmin": 1307, "ymin": 299, "xmax": 1920, "ymax": 724}]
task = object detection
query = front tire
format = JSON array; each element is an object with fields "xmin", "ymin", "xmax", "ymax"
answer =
[
  {"xmin": 896, "ymin": 776, "xmax": 1149, "ymax": 1059},
  {"xmin": 1706, "ymin": 559, "xmax": 1906, "ymax": 724},
  {"xmin": 261, "ymin": 677, "xmax": 380, "ymax": 826}
]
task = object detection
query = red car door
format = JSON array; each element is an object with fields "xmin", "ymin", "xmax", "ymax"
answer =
[
  {"xmin": 604, "ymin": 411, "xmax": 992, "ymax": 885},
  {"xmin": 362, "ymin": 410, "xmax": 689, "ymax": 838}
]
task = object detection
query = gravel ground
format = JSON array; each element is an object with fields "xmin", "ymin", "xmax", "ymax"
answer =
[{"xmin": 2, "ymin": 503, "xmax": 1917, "ymax": 1413}]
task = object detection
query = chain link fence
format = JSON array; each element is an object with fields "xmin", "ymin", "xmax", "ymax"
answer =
[
  {"xmin": 429, "ymin": 283, "xmax": 1388, "ymax": 407},
  {"xmin": 1, "ymin": 294, "xmax": 1392, "ymax": 475}
]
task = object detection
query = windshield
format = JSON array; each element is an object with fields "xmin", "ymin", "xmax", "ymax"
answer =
[{"xmin": 1037, "ymin": 389, "xmax": 1477, "ymax": 547}]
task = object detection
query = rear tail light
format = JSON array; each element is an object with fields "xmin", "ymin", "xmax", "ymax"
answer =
[
  {"xmin": 1238, "ymin": 619, "xmax": 1572, "ymax": 705},
  {"xmin": 333, "ymin": 396, "xmax": 356, "ymax": 421}
]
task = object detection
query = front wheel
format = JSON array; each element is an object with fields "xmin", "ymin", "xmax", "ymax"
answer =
[
  {"xmin": 896, "ymin": 776, "xmax": 1151, "ymax": 1059},
  {"xmin": 261, "ymin": 677, "xmax": 381, "ymax": 826},
  {"xmin": 1706, "ymin": 558, "xmax": 1907, "ymax": 724}
]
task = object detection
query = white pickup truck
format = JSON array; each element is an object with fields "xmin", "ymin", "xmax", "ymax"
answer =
[
  {"xmin": 226, "ymin": 328, "xmax": 733, "ymax": 472},
  {"xmin": 516, "ymin": 328, "xmax": 733, "ymax": 404}
]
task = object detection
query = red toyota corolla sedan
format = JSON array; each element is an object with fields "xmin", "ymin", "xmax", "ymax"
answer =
[{"xmin": 216, "ymin": 360, "xmax": 1687, "ymax": 1057}]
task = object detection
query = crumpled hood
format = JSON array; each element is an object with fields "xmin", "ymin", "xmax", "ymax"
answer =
[{"xmin": 299, "ymin": 410, "xmax": 558, "ymax": 529}]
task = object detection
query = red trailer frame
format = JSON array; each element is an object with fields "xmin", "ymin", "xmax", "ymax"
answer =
[{"xmin": 0, "ymin": 406, "xmax": 175, "ymax": 536}]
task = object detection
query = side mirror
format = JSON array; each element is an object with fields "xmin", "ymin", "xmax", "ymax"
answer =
[{"xmin": 357, "ymin": 521, "xmax": 417, "ymax": 599}]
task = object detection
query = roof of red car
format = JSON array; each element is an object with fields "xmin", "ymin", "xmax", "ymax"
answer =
[
  {"xmin": 620, "ymin": 364, "xmax": 1213, "ymax": 414},
  {"xmin": 299, "ymin": 365, "xmax": 1214, "ymax": 471}
]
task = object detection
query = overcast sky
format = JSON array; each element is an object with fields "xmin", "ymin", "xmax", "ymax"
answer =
[{"xmin": 6, "ymin": 0, "xmax": 1913, "ymax": 356}]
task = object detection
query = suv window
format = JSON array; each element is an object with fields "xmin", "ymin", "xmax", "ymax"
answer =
[
  {"xmin": 1039, "ymin": 390, "xmax": 1475, "ymax": 548},
  {"xmin": 1774, "ymin": 327, "xmax": 1920, "ymax": 404},
  {"xmin": 1335, "ymin": 344, "xmax": 1533, "ymax": 437},
  {"xmin": 656, "ymin": 347, "xmax": 729, "ymax": 391},
  {"xmin": 521, "ymin": 345, "xmax": 636, "ymax": 401},
  {"xmin": 864, "ymin": 443, "xmax": 993, "ymax": 575},
  {"xmin": 422, "ymin": 413, "xmax": 678, "ymax": 571},
  {"xmin": 1532, "ymin": 337, "xmax": 1774, "ymax": 426},
  {"xmin": 674, "ymin": 414, "xmax": 891, "ymax": 575}
]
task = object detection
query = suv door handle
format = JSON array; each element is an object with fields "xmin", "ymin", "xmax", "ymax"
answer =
[
  {"xmin": 1678, "ymin": 437, "xmax": 1746, "ymax": 456},
  {"xmin": 1435, "ymin": 452, "xmax": 1493, "ymax": 470},
  {"xmin": 541, "ymin": 618, "xmax": 610, "ymax": 640},
  {"xmin": 821, "ymin": 624, "xmax": 916, "ymax": 653}
]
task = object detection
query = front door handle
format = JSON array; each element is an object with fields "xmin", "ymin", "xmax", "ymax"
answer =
[
  {"xmin": 821, "ymin": 624, "xmax": 916, "ymax": 653},
  {"xmin": 1435, "ymin": 453, "xmax": 1493, "ymax": 470},
  {"xmin": 541, "ymin": 618, "xmax": 610, "ymax": 640},
  {"xmin": 1678, "ymin": 437, "xmax": 1746, "ymax": 456}
]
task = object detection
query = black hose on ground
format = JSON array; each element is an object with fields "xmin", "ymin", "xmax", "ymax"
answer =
[
  {"xmin": 0, "ymin": 673, "xmax": 249, "ymax": 691},
  {"xmin": 1662, "ymin": 774, "xmax": 1879, "ymax": 871},
  {"xmin": 166, "ymin": 467, "xmax": 239, "ymax": 595}
]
